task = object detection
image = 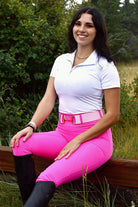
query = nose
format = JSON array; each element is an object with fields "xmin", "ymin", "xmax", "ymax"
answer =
[{"xmin": 79, "ymin": 25, "xmax": 85, "ymax": 32}]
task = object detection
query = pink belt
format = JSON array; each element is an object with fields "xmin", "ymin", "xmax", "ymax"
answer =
[{"xmin": 59, "ymin": 110, "xmax": 104, "ymax": 124}]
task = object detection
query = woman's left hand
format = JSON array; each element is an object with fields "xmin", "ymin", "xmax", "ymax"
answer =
[{"xmin": 55, "ymin": 139, "xmax": 81, "ymax": 160}]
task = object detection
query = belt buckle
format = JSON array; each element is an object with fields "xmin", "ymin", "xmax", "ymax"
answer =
[
  {"xmin": 61, "ymin": 114, "xmax": 74, "ymax": 123},
  {"xmin": 60, "ymin": 114, "xmax": 82, "ymax": 124},
  {"xmin": 64, "ymin": 115, "xmax": 73, "ymax": 122}
]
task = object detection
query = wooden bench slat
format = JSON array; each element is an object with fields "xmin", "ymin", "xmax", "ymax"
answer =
[{"xmin": 0, "ymin": 146, "xmax": 138, "ymax": 187}]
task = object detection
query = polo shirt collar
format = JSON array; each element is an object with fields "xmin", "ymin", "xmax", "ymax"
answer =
[{"xmin": 66, "ymin": 50, "xmax": 98, "ymax": 66}]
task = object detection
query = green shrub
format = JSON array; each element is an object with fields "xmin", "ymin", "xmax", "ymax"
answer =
[{"xmin": 0, "ymin": 0, "xmax": 70, "ymax": 143}]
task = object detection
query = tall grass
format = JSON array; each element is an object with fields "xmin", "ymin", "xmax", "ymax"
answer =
[
  {"xmin": 112, "ymin": 61, "xmax": 138, "ymax": 159},
  {"xmin": 0, "ymin": 172, "xmax": 136, "ymax": 207},
  {"xmin": 0, "ymin": 182, "xmax": 135, "ymax": 207},
  {"xmin": 117, "ymin": 61, "xmax": 138, "ymax": 85},
  {"xmin": 112, "ymin": 124, "xmax": 138, "ymax": 159},
  {"xmin": 0, "ymin": 179, "xmax": 134, "ymax": 207},
  {"xmin": 0, "ymin": 181, "xmax": 22, "ymax": 207}
]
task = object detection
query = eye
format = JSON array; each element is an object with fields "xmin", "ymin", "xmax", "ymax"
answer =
[
  {"xmin": 86, "ymin": 24, "xmax": 94, "ymax": 28},
  {"xmin": 74, "ymin": 21, "xmax": 81, "ymax": 26}
]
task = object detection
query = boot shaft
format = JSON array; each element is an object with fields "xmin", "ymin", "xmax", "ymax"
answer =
[
  {"xmin": 14, "ymin": 155, "xmax": 36, "ymax": 204},
  {"xmin": 24, "ymin": 181, "xmax": 56, "ymax": 207}
]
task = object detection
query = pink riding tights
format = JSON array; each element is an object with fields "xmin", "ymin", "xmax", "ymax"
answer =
[{"xmin": 13, "ymin": 118, "xmax": 113, "ymax": 188}]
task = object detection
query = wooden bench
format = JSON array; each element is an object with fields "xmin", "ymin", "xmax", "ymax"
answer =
[{"xmin": 0, "ymin": 145, "xmax": 138, "ymax": 188}]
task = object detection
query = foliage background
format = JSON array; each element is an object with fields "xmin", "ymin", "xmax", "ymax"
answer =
[{"xmin": 0, "ymin": 0, "xmax": 137, "ymax": 151}]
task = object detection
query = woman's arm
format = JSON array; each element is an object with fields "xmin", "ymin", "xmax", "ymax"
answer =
[
  {"xmin": 10, "ymin": 77, "xmax": 57, "ymax": 147},
  {"xmin": 55, "ymin": 88, "xmax": 120, "ymax": 160},
  {"xmin": 76, "ymin": 88, "xmax": 120, "ymax": 141},
  {"xmin": 30, "ymin": 77, "xmax": 57, "ymax": 127}
]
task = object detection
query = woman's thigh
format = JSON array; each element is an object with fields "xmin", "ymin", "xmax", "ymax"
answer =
[
  {"xmin": 36, "ymin": 134, "xmax": 113, "ymax": 187},
  {"xmin": 12, "ymin": 130, "xmax": 68, "ymax": 160}
]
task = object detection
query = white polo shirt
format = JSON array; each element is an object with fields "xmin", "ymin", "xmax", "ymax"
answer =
[{"xmin": 50, "ymin": 50, "xmax": 120, "ymax": 114}]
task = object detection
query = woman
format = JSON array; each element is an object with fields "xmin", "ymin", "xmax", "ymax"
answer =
[{"xmin": 10, "ymin": 7, "xmax": 120, "ymax": 207}]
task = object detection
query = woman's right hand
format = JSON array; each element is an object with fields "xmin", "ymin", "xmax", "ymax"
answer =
[{"xmin": 10, "ymin": 127, "xmax": 33, "ymax": 148}]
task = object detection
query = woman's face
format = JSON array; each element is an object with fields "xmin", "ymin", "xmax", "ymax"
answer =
[{"xmin": 73, "ymin": 13, "xmax": 96, "ymax": 48}]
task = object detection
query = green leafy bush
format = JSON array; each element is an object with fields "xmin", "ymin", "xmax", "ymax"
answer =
[{"xmin": 0, "ymin": 0, "xmax": 70, "ymax": 143}]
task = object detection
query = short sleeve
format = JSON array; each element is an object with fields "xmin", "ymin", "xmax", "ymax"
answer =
[
  {"xmin": 50, "ymin": 54, "xmax": 65, "ymax": 77},
  {"xmin": 100, "ymin": 61, "xmax": 120, "ymax": 89}
]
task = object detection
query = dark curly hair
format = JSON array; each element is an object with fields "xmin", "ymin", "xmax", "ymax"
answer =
[{"xmin": 68, "ymin": 7, "xmax": 112, "ymax": 62}]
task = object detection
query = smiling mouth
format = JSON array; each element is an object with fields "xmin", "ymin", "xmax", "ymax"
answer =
[{"xmin": 78, "ymin": 34, "xmax": 88, "ymax": 38}]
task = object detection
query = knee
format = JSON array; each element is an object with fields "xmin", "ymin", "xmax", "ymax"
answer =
[
  {"xmin": 12, "ymin": 137, "xmax": 30, "ymax": 156},
  {"xmin": 36, "ymin": 171, "xmax": 58, "ymax": 188}
]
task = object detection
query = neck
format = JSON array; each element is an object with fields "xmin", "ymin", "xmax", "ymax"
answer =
[{"xmin": 76, "ymin": 45, "xmax": 94, "ymax": 59}]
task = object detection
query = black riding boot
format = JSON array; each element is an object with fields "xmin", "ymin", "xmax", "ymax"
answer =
[
  {"xmin": 14, "ymin": 155, "xmax": 36, "ymax": 204},
  {"xmin": 24, "ymin": 181, "xmax": 56, "ymax": 207}
]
